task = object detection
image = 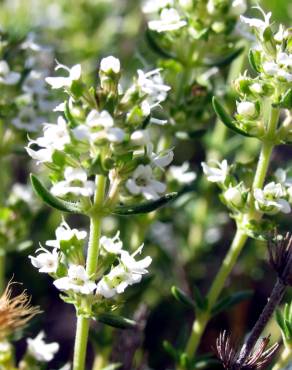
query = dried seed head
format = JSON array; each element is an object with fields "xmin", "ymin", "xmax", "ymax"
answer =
[
  {"xmin": 0, "ymin": 281, "xmax": 41, "ymax": 340},
  {"xmin": 268, "ymin": 232, "xmax": 292, "ymax": 285},
  {"xmin": 214, "ymin": 332, "xmax": 279, "ymax": 370}
]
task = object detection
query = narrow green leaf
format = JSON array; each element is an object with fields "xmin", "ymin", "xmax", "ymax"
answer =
[
  {"xmin": 98, "ymin": 313, "xmax": 137, "ymax": 329},
  {"xmin": 193, "ymin": 285, "xmax": 208, "ymax": 311},
  {"xmin": 248, "ymin": 49, "xmax": 262, "ymax": 73},
  {"xmin": 163, "ymin": 340, "xmax": 180, "ymax": 361},
  {"xmin": 203, "ymin": 47, "xmax": 244, "ymax": 68},
  {"xmin": 112, "ymin": 192, "xmax": 178, "ymax": 215},
  {"xmin": 212, "ymin": 97, "xmax": 253, "ymax": 138},
  {"xmin": 171, "ymin": 286, "xmax": 196, "ymax": 309},
  {"xmin": 211, "ymin": 290, "xmax": 253, "ymax": 316},
  {"xmin": 275, "ymin": 308, "xmax": 286, "ymax": 332},
  {"xmin": 30, "ymin": 174, "xmax": 83, "ymax": 214},
  {"xmin": 193, "ymin": 358, "xmax": 220, "ymax": 369},
  {"xmin": 64, "ymin": 100, "xmax": 79, "ymax": 128},
  {"xmin": 284, "ymin": 319, "xmax": 292, "ymax": 341},
  {"xmin": 278, "ymin": 89, "xmax": 292, "ymax": 109}
]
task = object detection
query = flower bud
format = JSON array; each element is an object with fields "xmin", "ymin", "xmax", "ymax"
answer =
[
  {"xmin": 236, "ymin": 101, "xmax": 257, "ymax": 118},
  {"xmin": 224, "ymin": 186, "xmax": 243, "ymax": 208},
  {"xmin": 249, "ymin": 83, "xmax": 263, "ymax": 95},
  {"xmin": 100, "ymin": 56, "xmax": 120, "ymax": 74},
  {"xmin": 230, "ymin": 0, "xmax": 247, "ymax": 16}
]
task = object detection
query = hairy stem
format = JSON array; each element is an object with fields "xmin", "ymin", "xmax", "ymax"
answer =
[
  {"xmin": 236, "ymin": 279, "xmax": 286, "ymax": 366},
  {"xmin": 272, "ymin": 345, "xmax": 292, "ymax": 370},
  {"xmin": 184, "ymin": 107, "xmax": 280, "ymax": 363},
  {"xmin": 73, "ymin": 175, "xmax": 106, "ymax": 370}
]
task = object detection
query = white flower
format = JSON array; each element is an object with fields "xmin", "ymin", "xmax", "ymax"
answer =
[
  {"xmin": 126, "ymin": 164, "xmax": 166, "ymax": 200},
  {"xmin": 201, "ymin": 160, "xmax": 229, "ymax": 183},
  {"xmin": 96, "ymin": 245, "xmax": 152, "ymax": 298},
  {"xmin": 254, "ymin": 182, "xmax": 291, "ymax": 214},
  {"xmin": 262, "ymin": 52, "xmax": 292, "ymax": 82},
  {"xmin": 130, "ymin": 130, "xmax": 151, "ymax": 146},
  {"xmin": 54, "ymin": 265, "xmax": 96, "ymax": 295},
  {"xmin": 100, "ymin": 231, "xmax": 123, "ymax": 255},
  {"xmin": 46, "ymin": 62, "xmax": 81, "ymax": 89},
  {"xmin": 100, "ymin": 56, "xmax": 120, "ymax": 74},
  {"xmin": 146, "ymin": 143, "xmax": 174, "ymax": 169},
  {"xmin": 29, "ymin": 247, "xmax": 59, "ymax": 274},
  {"xmin": 83, "ymin": 110, "xmax": 125, "ymax": 143},
  {"xmin": 275, "ymin": 168, "xmax": 292, "ymax": 187},
  {"xmin": 142, "ymin": 0, "xmax": 173, "ymax": 13},
  {"xmin": 169, "ymin": 162, "xmax": 197, "ymax": 184},
  {"xmin": 230, "ymin": 0, "xmax": 247, "ymax": 16},
  {"xmin": 236, "ymin": 101, "xmax": 257, "ymax": 118},
  {"xmin": 0, "ymin": 60, "xmax": 21, "ymax": 85},
  {"xmin": 27, "ymin": 331, "xmax": 59, "ymax": 362},
  {"xmin": 148, "ymin": 8, "xmax": 187, "ymax": 33},
  {"xmin": 137, "ymin": 69, "xmax": 171, "ymax": 106},
  {"xmin": 22, "ymin": 70, "xmax": 48, "ymax": 96},
  {"xmin": 26, "ymin": 116, "xmax": 71, "ymax": 163},
  {"xmin": 46, "ymin": 221, "xmax": 87, "ymax": 249},
  {"xmin": 250, "ymin": 82, "xmax": 263, "ymax": 94},
  {"xmin": 240, "ymin": 7, "xmax": 272, "ymax": 34},
  {"xmin": 12, "ymin": 106, "xmax": 45, "ymax": 132},
  {"xmin": 274, "ymin": 24, "xmax": 289, "ymax": 43},
  {"xmin": 51, "ymin": 167, "xmax": 95, "ymax": 198},
  {"xmin": 0, "ymin": 341, "xmax": 11, "ymax": 353}
]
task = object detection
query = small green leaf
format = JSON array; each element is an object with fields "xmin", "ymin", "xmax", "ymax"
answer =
[
  {"xmin": 212, "ymin": 97, "xmax": 254, "ymax": 138},
  {"xmin": 112, "ymin": 192, "xmax": 178, "ymax": 215},
  {"xmin": 193, "ymin": 358, "xmax": 220, "ymax": 369},
  {"xmin": 98, "ymin": 313, "xmax": 137, "ymax": 329},
  {"xmin": 163, "ymin": 340, "xmax": 180, "ymax": 361},
  {"xmin": 193, "ymin": 285, "xmax": 208, "ymax": 311},
  {"xmin": 211, "ymin": 290, "xmax": 253, "ymax": 316},
  {"xmin": 276, "ymin": 308, "xmax": 286, "ymax": 332},
  {"xmin": 203, "ymin": 47, "xmax": 244, "ymax": 68},
  {"xmin": 145, "ymin": 30, "xmax": 176, "ymax": 59},
  {"xmin": 284, "ymin": 319, "xmax": 292, "ymax": 341},
  {"xmin": 171, "ymin": 286, "xmax": 196, "ymax": 309},
  {"xmin": 64, "ymin": 100, "xmax": 79, "ymax": 128},
  {"xmin": 277, "ymin": 89, "xmax": 292, "ymax": 109},
  {"xmin": 30, "ymin": 174, "xmax": 84, "ymax": 214},
  {"xmin": 248, "ymin": 49, "xmax": 262, "ymax": 73}
]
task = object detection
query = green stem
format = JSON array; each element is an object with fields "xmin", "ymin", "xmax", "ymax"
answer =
[
  {"xmin": 184, "ymin": 108, "xmax": 280, "ymax": 363},
  {"xmin": 272, "ymin": 346, "xmax": 292, "ymax": 370},
  {"xmin": 0, "ymin": 250, "xmax": 5, "ymax": 294},
  {"xmin": 73, "ymin": 175, "xmax": 106, "ymax": 370}
]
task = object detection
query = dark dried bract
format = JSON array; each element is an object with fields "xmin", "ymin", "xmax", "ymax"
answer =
[
  {"xmin": 268, "ymin": 232, "xmax": 292, "ymax": 285},
  {"xmin": 214, "ymin": 332, "xmax": 279, "ymax": 370}
]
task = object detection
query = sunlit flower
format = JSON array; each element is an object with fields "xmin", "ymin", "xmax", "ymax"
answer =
[
  {"xmin": 147, "ymin": 143, "xmax": 174, "ymax": 169},
  {"xmin": 29, "ymin": 247, "xmax": 59, "ymax": 274},
  {"xmin": 53, "ymin": 265, "xmax": 96, "ymax": 295},
  {"xmin": 130, "ymin": 130, "xmax": 151, "ymax": 146},
  {"xmin": 202, "ymin": 160, "xmax": 229, "ymax": 183},
  {"xmin": 230, "ymin": 0, "xmax": 247, "ymax": 16},
  {"xmin": 26, "ymin": 116, "xmax": 70, "ymax": 163},
  {"xmin": 137, "ymin": 69, "xmax": 171, "ymax": 105},
  {"xmin": 0, "ymin": 60, "xmax": 21, "ymax": 85},
  {"xmin": 254, "ymin": 182, "xmax": 291, "ymax": 214},
  {"xmin": 96, "ymin": 245, "xmax": 152, "ymax": 298},
  {"xmin": 46, "ymin": 221, "xmax": 87, "ymax": 249},
  {"xmin": 126, "ymin": 164, "xmax": 166, "ymax": 200},
  {"xmin": 169, "ymin": 162, "xmax": 197, "ymax": 184},
  {"xmin": 240, "ymin": 7, "xmax": 272, "ymax": 35},
  {"xmin": 100, "ymin": 231, "xmax": 123, "ymax": 255},
  {"xmin": 46, "ymin": 62, "xmax": 81, "ymax": 89},
  {"xmin": 148, "ymin": 8, "xmax": 187, "ymax": 33},
  {"xmin": 51, "ymin": 167, "xmax": 95, "ymax": 198},
  {"xmin": 27, "ymin": 331, "xmax": 59, "ymax": 362}
]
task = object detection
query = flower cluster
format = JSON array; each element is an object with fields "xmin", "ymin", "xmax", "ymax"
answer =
[
  {"xmin": 232, "ymin": 8, "xmax": 292, "ymax": 140},
  {"xmin": 26, "ymin": 56, "xmax": 173, "ymax": 204},
  {"xmin": 29, "ymin": 220, "xmax": 152, "ymax": 314}
]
